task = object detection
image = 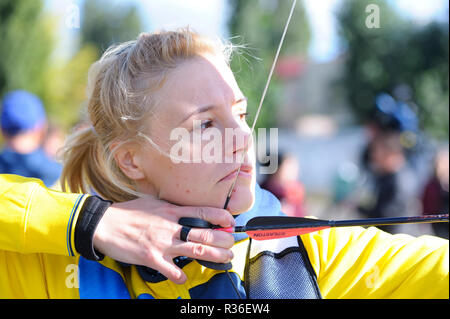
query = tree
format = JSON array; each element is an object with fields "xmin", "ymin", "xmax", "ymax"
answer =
[
  {"xmin": 0, "ymin": 0, "xmax": 145, "ymax": 132},
  {"xmin": 51, "ymin": 0, "xmax": 144, "ymax": 128},
  {"xmin": 0, "ymin": 0, "xmax": 55, "ymax": 98},
  {"xmin": 227, "ymin": 0, "xmax": 311, "ymax": 130},
  {"xmin": 40, "ymin": 45, "xmax": 98, "ymax": 129},
  {"xmin": 336, "ymin": 0, "xmax": 449, "ymax": 139},
  {"xmin": 80, "ymin": 0, "xmax": 143, "ymax": 55},
  {"xmin": 0, "ymin": 0, "xmax": 87, "ymax": 131}
]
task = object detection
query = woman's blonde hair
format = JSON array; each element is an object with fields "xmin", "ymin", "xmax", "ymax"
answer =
[{"xmin": 60, "ymin": 28, "xmax": 234, "ymax": 202}]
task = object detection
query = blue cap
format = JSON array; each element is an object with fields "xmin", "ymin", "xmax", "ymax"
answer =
[
  {"xmin": 1, "ymin": 90, "xmax": 46, "ymax": 136},
  {"xmin": 374, "ymin": 93, "xmax": 418, "ymax": 133}
]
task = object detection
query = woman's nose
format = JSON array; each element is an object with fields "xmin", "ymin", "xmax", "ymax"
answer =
[{"xmin": 223, "ymin": 124, "xmax": 252, "ymax": 161}]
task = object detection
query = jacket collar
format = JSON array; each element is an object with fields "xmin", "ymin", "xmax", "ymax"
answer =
[{"xmin": 233, "ymin": 183, "xmax": 284, "ymax": 242}]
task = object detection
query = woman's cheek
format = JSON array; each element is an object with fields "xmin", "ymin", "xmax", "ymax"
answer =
[{"xmin": 163, "ymin": 165, "xmax": 212, "ymax": 197}]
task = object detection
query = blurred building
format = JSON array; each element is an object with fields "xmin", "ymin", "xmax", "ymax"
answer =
[
  {"xmin": 276, "ymin": 54, "xmax": 353, "ymax": 132},
  {"xmin": 268, "ymin": 55, "xmax": 362, "ymax": 196}
]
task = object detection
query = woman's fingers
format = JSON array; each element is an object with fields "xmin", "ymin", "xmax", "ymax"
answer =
[
  {"xmin": 182, "ymin": 227, "xmax": 235, "ymax": 249},
  {"xmin": 94, "ymin": 199, "xmax": 237, "ymax": 285},
  {"xmin": 171, "ymin": 240, "xmax": 234, "ymax": 264},
  {"xmin": 171, "ymin": 206, "xmax": 236, "ymax": 264},
  {"xmin": 155, "ymin": 258, "xmax": 187, "ymax": 285},
  {"xmin": 176, "ymin": 206, "xmax": 235, "ymax": 228}
]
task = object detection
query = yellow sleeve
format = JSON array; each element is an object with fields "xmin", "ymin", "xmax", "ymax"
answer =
[
  {"xmin": 0, "ymin": 174, "xmax": 88, "ymax": 256},
  {"xmin": 301, "ymin": 226, "xmax": 449, "ymax": 299}
]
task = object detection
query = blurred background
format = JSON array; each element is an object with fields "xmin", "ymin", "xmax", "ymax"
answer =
[{"xmin": 0, "ymin": 0, "xmax": 448, "ymax": 237}]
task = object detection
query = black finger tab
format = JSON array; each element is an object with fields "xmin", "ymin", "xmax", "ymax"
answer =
[
  {"xmin": 178, "ymin": 217, "xmax": 214, "ymax": 229},
  {"xmin": 178, "ymin": 217, "xmax": 233, "ymax": 271}
]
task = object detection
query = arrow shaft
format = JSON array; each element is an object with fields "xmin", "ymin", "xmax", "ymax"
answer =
[
  {"xmin": 331, "ymin": 214, "xmax": 448, "ymax": 228},
  {"xmin": 215, "ymin": 214, "xmax": 449, "ymax": 235}
]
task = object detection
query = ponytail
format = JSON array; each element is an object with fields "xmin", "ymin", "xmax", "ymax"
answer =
[{"xmin": 60, "ymin": 127, "xmax": 138, "ymax": 202}]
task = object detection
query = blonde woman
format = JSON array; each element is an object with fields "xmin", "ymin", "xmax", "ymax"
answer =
[{"xmin": 0, "ymin": 29, "xmax": 448, "ymax": 299}]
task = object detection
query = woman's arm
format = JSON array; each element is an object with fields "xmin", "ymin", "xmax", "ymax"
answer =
[
  {"xmin": 0, "ymin": 174, "xmax": 87, "ymax": 256},
  {"xmin": 301, "ymin": 225, "xmax": 449, "ymax": 298},
  {"xmin": 0, "ymin": 174, "xmax": 236, "ymax": 284}
]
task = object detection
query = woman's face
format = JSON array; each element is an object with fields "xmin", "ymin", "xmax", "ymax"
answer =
[{"xmin": 125, "ymin": 54, "xmax": 256, "ymax": 214}]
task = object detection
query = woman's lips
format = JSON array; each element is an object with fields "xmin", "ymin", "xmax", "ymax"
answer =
[{"xmin": 219, "ymin": 165, "xmax": 253, "ymax": 182}]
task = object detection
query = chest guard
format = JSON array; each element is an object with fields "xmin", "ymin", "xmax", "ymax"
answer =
[{"xmin": 245, "ymin": 235, "xmax": 322, "ymax": 299}]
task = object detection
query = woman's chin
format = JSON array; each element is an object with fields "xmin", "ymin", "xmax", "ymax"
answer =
[
  {"xmin": 157, "ymin": 177, "xmax": 256, "ymax": 215},
  {"xmin": 225, "ymin": 184, "xmax": 256, "ymax": 215}
]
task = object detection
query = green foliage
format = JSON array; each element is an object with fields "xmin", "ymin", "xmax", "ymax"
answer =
[
  {"xmin": 80, "ymin": 0, "xmax": 143, "ymax": 55},
  {"xmin": 228, "ymin": 0, "xmax": 311, "ymax": 130},
  {"xmin": 0, "ymin": 0, "xmax": 144, "ymax": 131},
  {"xmin": 0, "ymin": 0, "xmax": 55, "ymax": 98},
  {"xmin": 336, "ymin": 0, "xmax": 449, "ymax": 139},
  {"xmin": 0, "ymin": 0, "xmax": 84, "ymax": 130},
  {"xmin": 40, "ymin": 45, "xmax": 99, "ymax": 129}
]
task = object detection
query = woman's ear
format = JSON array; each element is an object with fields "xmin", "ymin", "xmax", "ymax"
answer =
[{"xmin": 111, "ymin": 142, "xmax": 146, "ymax": 180}]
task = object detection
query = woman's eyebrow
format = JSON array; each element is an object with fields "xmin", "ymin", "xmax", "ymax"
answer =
[{"xmin": 178, "ymin": 97, "xmax": 247, "ymax": 125}]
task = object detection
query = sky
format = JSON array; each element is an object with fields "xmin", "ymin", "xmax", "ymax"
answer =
[
  {"xmin": 135, "ymin": 0, "xmax": 228, "ymax": 37},
  {"xmin": 46, "ymin": 0, "xmax": 449, "ymax": 63}
]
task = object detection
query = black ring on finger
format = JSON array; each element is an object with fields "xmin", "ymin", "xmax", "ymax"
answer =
[{"xmin": 180, "ymin": 226, "xmax": 191, "ymax": 242}]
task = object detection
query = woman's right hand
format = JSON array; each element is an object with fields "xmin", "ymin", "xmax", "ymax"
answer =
[{"xmin": 92, "ymin": 195, "xmax": 236, "ymax": 284}]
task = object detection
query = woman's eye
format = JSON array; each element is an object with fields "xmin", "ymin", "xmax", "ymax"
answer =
[
  {"xmin": 194, "ymin": 113, "xmax": 248, "ymax": 131},
  {"xmin": 200, "ymin": 120, "xmax": 213, "ymax": 130},
  {"xmin": 239, "ymin": 112, "xmax": 249, "ymax": 121}
]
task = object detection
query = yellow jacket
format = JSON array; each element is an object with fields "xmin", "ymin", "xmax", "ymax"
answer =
[{"xmin": 0, "ymin": 174, "xmax": 448, "ymax": 298}]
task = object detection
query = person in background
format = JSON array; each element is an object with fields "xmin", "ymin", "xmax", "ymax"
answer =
[
  {"xmin": 43, "ymin": 122, "xmax": 66, "ymax": 160},
  {"xmin": 357, "ymin": 131, "xmax": 418, "ymax": 234},
  {"xmin": 0, "ymin": 90, "xmax": 62, "ymax": 187},
  {"xmin": 261, "ymin": 152, "xmax": 305, "ymax": 217},
  {"xmin": 422, "ymin": 148, "xmax": 449, "ymax": 239},
  {"xmin": 360, "ymin": 93, "xmax": 421, "ymax": 174}
]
